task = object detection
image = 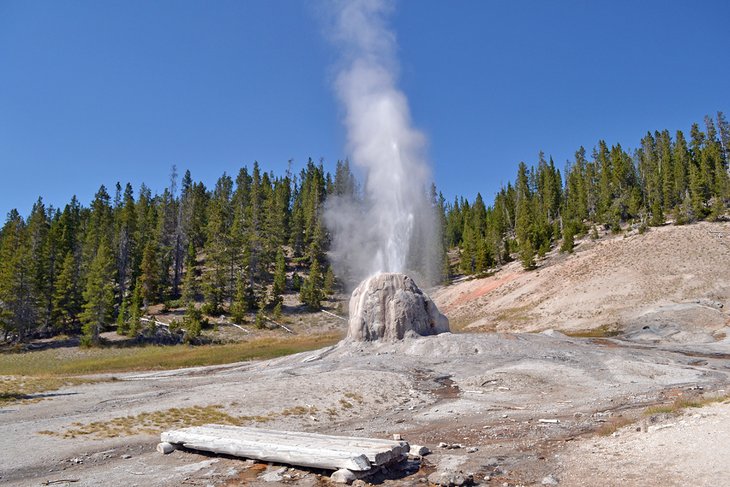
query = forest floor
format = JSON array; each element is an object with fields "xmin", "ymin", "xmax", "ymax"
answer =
[{"xmin": 2, "ymin": 221, "xmax": 730, "ymax": 487}]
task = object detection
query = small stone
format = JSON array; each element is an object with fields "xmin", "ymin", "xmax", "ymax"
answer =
[
  {"xmin": 410, "ymin": 445, "xmax": 431, "ymax": 456},
  {"xmin": 428, "ymin": 471, "xmax": 472, "ymax": 486},
  {"xmin": 466, "ymin": 447, "xmax": 478, "ymax": 453},
  {"xmin": 121, "ymin": 454, "xmax": 132, "ymax": 460},
  {"xmin": 260, "ymin": 467, "xmax": 287, "ymax": 482},
  {"xmin": 393, "ymin": 433, "xmax": 403, "ymax": 441},
  {"xmin": 331, "ymin": 469, "xmax": 357, "ymax": 484},
  {"xmin": 542, "ymin": 473, "xmax": 559, "ymax": 485},
  {"xmin": 438, "ymin": 442, "xmax": 449, "ymax": 448}
]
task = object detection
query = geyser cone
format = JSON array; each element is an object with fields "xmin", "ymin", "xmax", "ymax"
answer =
[{"xmin": 347, "ymin": 272, "xmax": 450, "ymax": 342}]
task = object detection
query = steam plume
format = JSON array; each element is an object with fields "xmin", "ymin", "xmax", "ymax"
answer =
[{"xmin": 324, "ymin": 0, "xmax": 440, "ymax": 287}]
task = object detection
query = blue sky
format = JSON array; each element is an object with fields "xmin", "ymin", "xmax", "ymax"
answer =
[{"xmin": 1, "ymin": 0, "xmax": 729, "ymax": 217}]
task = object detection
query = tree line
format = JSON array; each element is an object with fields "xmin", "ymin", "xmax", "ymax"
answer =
[
  {"xmin": 2, "ymin": 113, "xmax": 728, "ymax": 344},
  {"xmin": 446, "ymin": 112, "xmax": 729, "ymax": 273},
  {"xmin": 0, "ymin": 159, "xmax": 357, "ymax": 344}
]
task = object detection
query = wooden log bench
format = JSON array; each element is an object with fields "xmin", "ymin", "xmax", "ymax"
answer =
[{"xmin": 160, "ymin": 425, "xmax": 409, "ymax": 473}]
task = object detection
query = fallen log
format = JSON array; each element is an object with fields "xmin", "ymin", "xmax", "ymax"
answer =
[
  {"xmin": 197, "ymin": 424, "xmax": 408, "ymax": 465},
  {"xmin": 160, "ymin": 425, "xmax": 408, "ymax": 472}
]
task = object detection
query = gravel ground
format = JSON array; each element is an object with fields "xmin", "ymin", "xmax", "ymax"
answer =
[{"xmin": 3, "ymin": 331, "xmax": 730, "ymax": 486}]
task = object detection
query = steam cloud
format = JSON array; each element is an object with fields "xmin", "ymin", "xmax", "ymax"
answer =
[{"xmin": 324, "ymin": 0, "xmax": 441, "ymax": 287}]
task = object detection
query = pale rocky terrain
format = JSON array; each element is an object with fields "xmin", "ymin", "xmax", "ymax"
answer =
[
  {"xmin": 433, "ymin": 221, "xmax": 730, "ymax": 337},
  {"xmin": 2, "ymin": 221, "xmax": 730, "ymax": 487}
]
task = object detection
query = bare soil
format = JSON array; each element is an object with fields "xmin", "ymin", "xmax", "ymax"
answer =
[{"xmin": 2, "ymin": 222, "xmax": 730, "ymax": 487}]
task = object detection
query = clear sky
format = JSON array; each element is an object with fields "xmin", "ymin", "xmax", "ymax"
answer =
[{"xmin": 1, "ymin": 0, "xmax": 729, "ymax": 218}]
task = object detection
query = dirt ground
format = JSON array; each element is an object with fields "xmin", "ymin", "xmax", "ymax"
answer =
[
  {"xmin": 2, "ymin": 222, "xmax": 730, "ymax": 487},
  {"xmin": 433, "ymin": 221, "xmax": 730, "ymax": 336}
]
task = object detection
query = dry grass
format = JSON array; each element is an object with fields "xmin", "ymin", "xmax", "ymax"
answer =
[
  {"xmin": 596, "ymin": 416, "xmax": 634, "ymax": 436},
  {"xmin": 0, "ymin": 376, "xmax": 98, "ymax": 406},
  {"xmin": 0, "ymin": 334, "xmax": 340, "ymax": 377},
  {"xmin": 42, "ymin": 400, "xmax": 334, "ymax": 439},
  {"xmin": 566, "ymin": 324, "xmax": 621, "ymax": 338},
  {"xmin": 343, "ymin": 391, "xmax": 364, "ymax": 403},
  {"xmin": 493, "ymin": 306, "xmax": 532, "ymax": 326},
  {"xmin": 643, "ymin": 394, "xmax": 730, "ymax": 416}
]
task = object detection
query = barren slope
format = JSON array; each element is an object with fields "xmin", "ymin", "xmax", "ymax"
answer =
[{"xmin": 433, "ymin": 222, "xmax": 730, "ymax": 338}]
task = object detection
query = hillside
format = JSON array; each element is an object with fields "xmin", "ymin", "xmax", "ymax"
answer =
[{"xmin": 434, "ymin": 221, "xmax": 730, "ymax": 341}]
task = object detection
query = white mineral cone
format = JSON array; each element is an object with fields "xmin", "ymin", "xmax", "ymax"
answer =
[{"xmin": 347, "ymin": 272, "xmax": 449, "ymax": 341}]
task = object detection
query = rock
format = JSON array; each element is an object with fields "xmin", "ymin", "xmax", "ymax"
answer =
[
  {"xmin": 410, "ymin": 444, "xmax": 430, "ymax": 456},
  {"xmin": 466, "ymin": 447, "xmax": 478, "ymax": 453},
  {"xmin": 648, "ymin": 423, "xmax": 675, "ymax": 433},
  {"xmin": 347, "ymin": 273, "xmax": 450, "ymax": 341},
  {"xmin": 352, "ymin": 480, "xmax": 368, "ymax": 487},
  {"xmin": 392, "ymin": 433, "xmax": 402, "ymax": 441},
  {"xmin": 542, "ymin": 473, "xmax": 560, "ymax": 485},
  {"xmin": 331, "ymin": 469, "xmax": 357, "ymax": 484},
  {"xmin": 157, "ymin": 442, "xmax": 175, "ymax": 454},
  {"xmin": 427, "ymin": 471, "xmax": 473, "ymax": 486},
  {"xmin": 121, "ymin": 455, "xmax": 131, "ymax": 460},
  {"xmin": 260, "ymin": 467, "xmax": 287, "ymax": 482}
]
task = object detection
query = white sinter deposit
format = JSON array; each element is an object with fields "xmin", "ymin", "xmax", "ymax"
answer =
[{"xmin": 347, "ymin": 272, "xmax": 450, "ymax": 342}]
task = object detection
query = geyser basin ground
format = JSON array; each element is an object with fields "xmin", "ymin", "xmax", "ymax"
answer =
[
  {"xmin": 347, "ymin": 272, "xmax": 450, "ymax": 341},
  {"xmin": 3, "ymin": 331, "xmax": 730, "ymax": 486}
]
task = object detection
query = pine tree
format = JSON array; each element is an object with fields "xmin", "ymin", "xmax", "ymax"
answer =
[
  {"xmin": 128, "ymin": 282, "xmax": 143, "ymax": 337},
  {"xmin": 139, "ymin": 241, "xmax": 160, "ymax": 307},
  {"xmin": 80, "ymin": 239, "xmax": 115, "ymax": 346},
  {"xmin": 323, "ymin": 265, "xmax": 335, "ymax": 296},
  {"xmin": 182, "ymin": 302, "xmax": 203, "ymax": 343},
  {"xmin": 0, "ymin": 211, "xmax": 36, "ymax": 341},
  {"xmin": 116, "ymin": 296, "xmax": 129, "ymax": 335},
  {"xmin": 519, "ymin": 238, "xmax": 536, "ymax": 270},
  {"xmin": 271, "ymin": 248, "xmax": 287, "ymax": 303},
  {"xmin": 181, "ymin": 242, "xmax": 198, "ymax": 303},
  {"xmin": 300, "ymin": 258, "xmax": 323, "ymax": 309},
  {"xmin": 230, "ymin": 274, "xmax": 255, "ymax": 324},
  {"xmin": 52, "ymin": 251, "xmax": 82, "ymax": 333}
]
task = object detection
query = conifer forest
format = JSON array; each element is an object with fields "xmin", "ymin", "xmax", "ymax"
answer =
[{"xmin": 1, "ymin": 113, "xmax": 729, "ymax": 344}]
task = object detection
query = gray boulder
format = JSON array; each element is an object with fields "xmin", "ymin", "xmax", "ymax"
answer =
[{"xmin": 347, "ymin": 273, "xmax": 450, "ymax": 341}]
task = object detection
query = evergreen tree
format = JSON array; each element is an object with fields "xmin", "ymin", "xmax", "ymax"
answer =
[
  {"xmin": 52, "ymin": 251, "xmax": 82, "ymax": 333},
  {"xmin": 182, "ymin": 302, "xmax": 203, "ymax": 343},
  {"xmin": 181, "ymin": 242, "xmax": 198, "ymax": 303},
  {"xmin": 300, "ymin": 257, "xmax": 323, "ymax": 309},
  {"xmin": 139, "ymin": 241, "xmax": 160, "ymax": 307},
  {"xmin": 0, "ymin": 210, "xmax": 36, "ymax": 341},
  {"xmin": 128, "ymin": 282, "xmax": 143, "ymax": 337},
  {"xmin": 323, "ymin": 265, "xmax": 335, "ymax": 296},
  {"xmin": 271, "ymin": 248, "xmax": 287, "ymax": 303},
  {"xmin": 80, "ymin": 239, "xmax": 115, "ymax": 346}
]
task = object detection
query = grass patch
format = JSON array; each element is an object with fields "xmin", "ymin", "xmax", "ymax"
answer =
[
  {"xmin": 339, "ymin": 399, "xmax": 353, "ymax": 409},
  {"xmin": 47, "ymin": 400, "xmax": 331, "ymax": 439},
  {"xmin": 596, "ymin": 416, "xmax": 634, "ymax": 436},
  {"xmin": 343, "ymin": 392, "xmax": 364, "ymax": 403},
  {"xmin": 49, "ymin": 404, "xmax": 272, "ymax": 439},
  {"xmin": 566, "ymin": 324, "xmax": 621, "ymax": 338},
  {"xmin": 0, "ymin": 334, "xmax": 340, "ymax": 377},
  {"xmin": 281, "ymin": 405, "xmax": 318, "ymax": 416},
  {"xmin": 493, "ymin": 306, "xmax": 531, "ymax": 326},
  {"xmin": 0, "ymin": 376, "xmax": 97, "ymax": 406},
  {"xmin": 644, "ymin": 394, "xmax": 729, "ymax": 416},
  {"xmin": 447, "ymin": 315, "xmax": 481, "ymax": 332}
]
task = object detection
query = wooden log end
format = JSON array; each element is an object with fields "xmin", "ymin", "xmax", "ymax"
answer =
[{"xmin": 157, "ymin": 442, "xmax": 175, "ymax": 454}]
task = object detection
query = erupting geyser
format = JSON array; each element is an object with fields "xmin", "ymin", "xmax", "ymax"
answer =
[
  {"xmin": 347, "ymin": 272, "xmax": 450, "ymax": 342},
  {"xmin": 326, "ymin": 1, "xmax": 447, "ymax": 342}
]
